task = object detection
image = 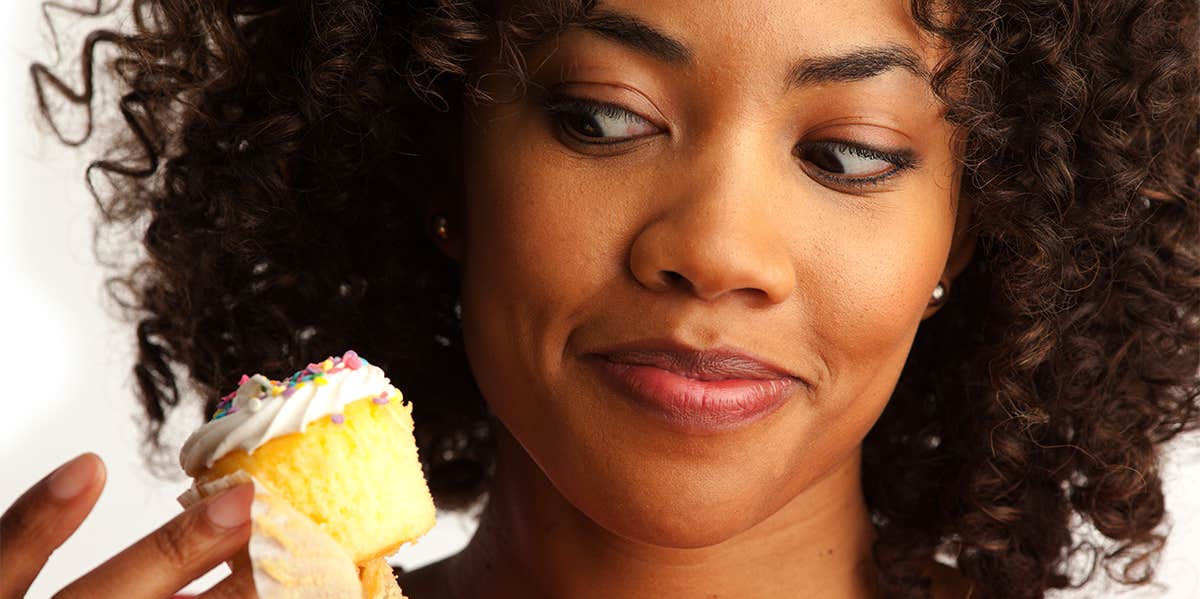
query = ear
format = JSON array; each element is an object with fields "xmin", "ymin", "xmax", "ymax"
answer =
[
  {"xmin": 922, "ymin": 194, "xmax": 977, "ymax": 319},
  {"xmin": 425, "ymin": 200, "xmax": 465, "ymax": 263},
  {"xmin": 422, "ymin": 109, "xmax": 466, "ymax": 264},
  {"xmin": 943, "ymin": 194, "xmax": 977, "ymax": 281}
]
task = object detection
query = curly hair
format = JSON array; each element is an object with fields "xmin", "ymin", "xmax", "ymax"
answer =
[{"xmin": 32, "ymin": 0, "xmax": 1200, "ymax": 597}]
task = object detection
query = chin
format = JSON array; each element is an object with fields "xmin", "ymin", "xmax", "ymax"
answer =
[{"xmin": 548, "ymin": 451, "xmax": 782, "ymax": 549}]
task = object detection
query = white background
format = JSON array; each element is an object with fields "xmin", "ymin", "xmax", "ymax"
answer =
[{"xmin": 1, "ymin": 2, "xmax": 1197, "ymax": 598}]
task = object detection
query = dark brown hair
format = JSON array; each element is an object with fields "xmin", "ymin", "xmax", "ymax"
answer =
[{"xmin": 33, "ymin": 0, "xmax": 1200, "ymax": 597}]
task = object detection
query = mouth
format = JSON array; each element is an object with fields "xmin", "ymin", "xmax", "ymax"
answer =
[{"xmin": 586, "ymin": 337, "xmax": 803, "ymax": 435}]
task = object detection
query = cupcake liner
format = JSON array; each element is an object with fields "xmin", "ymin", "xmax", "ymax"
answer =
[
  {"xmin": 359, "ymin": 556, "xmax": 408, "ymax": 599},
  {"xmin": 177, "ymin": 469, "xmax": 408, "ymax": 599}
]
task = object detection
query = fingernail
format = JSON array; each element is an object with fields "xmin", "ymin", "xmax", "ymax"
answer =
[
  {"xmin": 206, "ymin": 483, "xmax": 253, "ymax": 529},
  {"xmin": 48, "ymin": 453, "xmax": 96, "ymax": 500}
]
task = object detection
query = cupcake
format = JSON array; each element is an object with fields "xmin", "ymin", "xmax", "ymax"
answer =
[{"xmin": 179, "ymin": 350, "xmax": 437, "ymax": 566}]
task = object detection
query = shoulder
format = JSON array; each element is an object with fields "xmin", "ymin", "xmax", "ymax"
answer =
[{"xmin": 924, "ymin": 561, "xmax": 975, "ymax": 599}]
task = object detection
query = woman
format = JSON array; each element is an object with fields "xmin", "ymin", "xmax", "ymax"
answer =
[{"xmin": 2, "ymin": 0, "xmax": 1197, "ymax": 597}]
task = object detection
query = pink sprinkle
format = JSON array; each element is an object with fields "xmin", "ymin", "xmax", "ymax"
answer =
[
  {"xmin": 330, "ymin": 413, "xmax": 345, "ymax": 424},
  {"xmin": 342, "ymin": 350, "xmax": 363, "ymax": 370},
  {"xmin": 372, "ymin": 395, "xmax": 390, "ymax": 405},
  {"xmin": 307, "ymin": 362, "xmax": 323, "ymax": 373},
  {"xmin": 238, "ymin": 374, "xmax": 250, "ymax": 385},
  {"xmin": 228, "ymin": 407, "xmax": 239, "ymax": 414},
  {"xmin": 220, "ymin": 390, "xmax": 236, "ymax": 402},
  {"xmin": 282, "ymin": 387, "xmax": 297, "ymax": 399}
]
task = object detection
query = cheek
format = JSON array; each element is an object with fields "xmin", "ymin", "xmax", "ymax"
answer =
[
  {"xmin": 456, "ymin": 108, "xmax": 619, "ymax": 417},
  {"xmin": 461, "ymin": 105, "xmax": 617, "ymax": 287},
  {"xmin": 799, "ymin": 200, "xmax": 953, "ymax": 445},
  {"xmin": 815, "ymin": 226, "xmax": 939, "ymax": 352}
]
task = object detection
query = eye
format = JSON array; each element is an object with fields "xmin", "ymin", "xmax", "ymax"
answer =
[
  {"xmin": 794, "ymin": 141, "xmax": 919, "ymax": 189},
  {"xmin": 542, "ymin": 94, "xmax": 659, "ymax": 145}
]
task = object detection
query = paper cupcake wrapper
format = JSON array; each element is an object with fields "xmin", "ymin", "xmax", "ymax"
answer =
[{"xmin": 177, "ymin": 470, "xmax": 407, "ymax": 599}]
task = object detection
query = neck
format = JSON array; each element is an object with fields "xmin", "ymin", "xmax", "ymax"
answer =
[{"xmin": 445, "ymin": 424, "xmax": 880, "ymax": 599}]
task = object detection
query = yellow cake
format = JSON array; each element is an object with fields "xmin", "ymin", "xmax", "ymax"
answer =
[{"xmin": 179, "ymin": 350, "xmax": 437, "ymax": 566}]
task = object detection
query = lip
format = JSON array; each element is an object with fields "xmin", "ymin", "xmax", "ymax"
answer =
[
  {"xmin": 592, "ymin": 338, "xmax": 801, "ymax": 381},
  {"xmin": 588, "ymin": 339, "xmax": 804, "ymax": 435}
]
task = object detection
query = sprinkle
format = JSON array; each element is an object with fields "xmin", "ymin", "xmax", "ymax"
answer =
[
  {"xmin": 209, "ymin": 351, "xmax": 377, "ymax": 423},
  {"xmin": 251, "ymin": 374, "xmax": 271, "ymax": 392},
  {"xmin": 330, "ymin": 413, "xmax": 345, "ymax": 424}
]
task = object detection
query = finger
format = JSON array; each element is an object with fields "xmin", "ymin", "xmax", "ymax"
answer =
[
  {"xmin": 194, "ymin": 566, "xmax": 257, "ymax": 599},
  {"xmin": 226, "ymin": 543, "xmax": 252, "ymax": 575},
  {"xmin": 0, "ymin": 452, "xmax": 106, "ymax": 599},
  {"xmin": 55, "ymin": 482, "xmax": 254, "ymax": 599}
]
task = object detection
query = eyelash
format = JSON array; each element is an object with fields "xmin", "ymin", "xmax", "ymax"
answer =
[
  {"xmin": 541, "ymin": 93, "xmax": 920, "ymax": 189},
  {"xmin": 543, "ymin": 95, "xmax": 646, "ymax": 146}
]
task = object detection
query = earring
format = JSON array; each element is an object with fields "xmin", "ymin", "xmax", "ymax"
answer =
[
  {"xmin": 930, "ymin": 280, "xmax": 948, "ymax": 305},
  {"xmin": 432, "ymin": 214, "xmax": 449, "ymax": 240}
]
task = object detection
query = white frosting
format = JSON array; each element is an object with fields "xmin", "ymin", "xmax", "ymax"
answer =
[{"xmin": 179, "ymin": 361, "xmax": 401, "ymax": 477}]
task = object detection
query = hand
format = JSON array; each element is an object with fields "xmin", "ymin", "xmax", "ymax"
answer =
[{"xmin": 0, "ymin": 452, "xmax": 257, "ymax": 598}]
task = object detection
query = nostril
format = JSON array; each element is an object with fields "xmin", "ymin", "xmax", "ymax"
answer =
[{"xmin": 658, "ymin": 270, "xmax": 694, "ymax": 292}]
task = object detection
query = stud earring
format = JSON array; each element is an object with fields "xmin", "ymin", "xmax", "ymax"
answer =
[
  {"xmin": 931, "ymin": 280, "xmax": 948, "ymax": 305},
  {"xmin": 432, "ymin": 214, "xmax": 449, "ymax": 240}
]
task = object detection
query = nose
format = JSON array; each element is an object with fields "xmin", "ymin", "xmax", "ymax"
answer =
[{"xmin": 628, "ymin": 143, "xmax": 797, "ymax": 305}]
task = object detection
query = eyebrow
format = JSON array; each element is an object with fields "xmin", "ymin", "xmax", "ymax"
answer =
[{"xmin": 578, "ymin": 9, "xmax": 931, "ymax": 89}]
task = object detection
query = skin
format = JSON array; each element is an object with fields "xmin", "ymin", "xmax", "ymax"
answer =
[
  {"xmin": 0, "ymin": 452, "xmax": 257, "ymax": 598},
  {"xmin": 2, "ymin": 1, "xmax": 976, "ymax": 597},
  {"xmin": 404, "ymin": 0, "xmax": 978, "ymax": 597}
]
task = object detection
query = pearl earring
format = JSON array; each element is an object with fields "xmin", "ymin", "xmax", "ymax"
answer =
[
  {"xmin": 432, "ymin": 214, "xmax": 449, "ymax": 240},
  {"xmin": 931, "ymin": 281, "xmax": 947, "ymax": 304}
]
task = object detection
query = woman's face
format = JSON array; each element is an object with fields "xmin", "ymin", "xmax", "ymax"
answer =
[{"xmin": 441, "ymin": 0, "xmax": 973, "ymax": 547}]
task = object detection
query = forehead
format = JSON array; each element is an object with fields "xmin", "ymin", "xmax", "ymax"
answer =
[
  {"xmin": 495, "ymin": 0, "xmax": 946, "ymax": 102},
  {"xmin": 583, "ymin": 0, "xmax": 937, "ymax": 70}
]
